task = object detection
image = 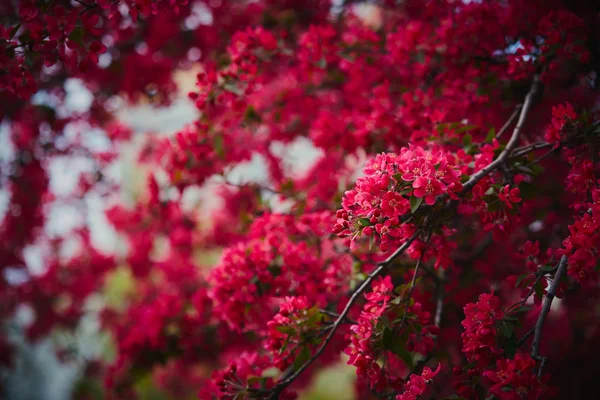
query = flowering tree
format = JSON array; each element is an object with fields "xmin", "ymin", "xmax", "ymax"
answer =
[{"xmin": 2, "ymin": 0, "xmax": 600, "ymax": 399}]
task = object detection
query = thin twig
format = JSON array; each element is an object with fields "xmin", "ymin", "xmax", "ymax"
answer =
[
  {"xmin": 250, "ymin": 73, "xmax": 546, "ymax": 398},
  {"xmin": 519, "ymin": 274, "xmax": 544, "ymax": 308},
  {"xmin": 462, "ymin": 74, "xmax": 542, "ymax": 193},
  {"xmin": 434, "ymin": 269, "xmax": 446, "ymax": 328},
  {"xmin": 496, "ymin": 104, "xmax": 523, "ymax": 139},
  {"xmin": 517, "ymin": 327, "xmax": 535, "ymax": 347},
  {"xmin": 74, "ymin": 0, "xmax": 94, "ymax": 6},
  {"xmin": 256, "ymin": 231, "xmax": 422, "ymax": 399},
  {"xmin": 521, "ymin": 146, "xmax": 560, "ymax": 169},
  {"xmin": 531, "ymin": 255, "xmax": 568, "ymax": 377},
  {"xmin": 399, "ymin": 232, "xmax": 432, "ymax": 328},
  {"xmin": 510, "ymin": 142, "xmax": 554, "ymax": 159},
  {"xmin": 318, "ymin": 309, "xmax": 357, "ymax": 325},
  {"xmin": 517, "ymin": 264, "xmax": 559, "ymax": 309}
]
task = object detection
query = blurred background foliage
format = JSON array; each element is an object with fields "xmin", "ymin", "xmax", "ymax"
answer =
[{"xmin": 0, "ymin": 64, "xmax": 357, "ymax": 399}]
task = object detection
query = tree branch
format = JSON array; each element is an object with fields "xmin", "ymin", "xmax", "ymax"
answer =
[
  {"xmin": 496, "ymin": 104, "xmax": 523, "ymax": 139},
  {"xmin": 530, "ymin": 255, "xmax": 568, "ymax": 377},
  {"xmin": 258, "ymin": 231, "xmax": 422, "ymax": 399},
  {"xmin": 399, "ymin": 232, "xmax": 431, "ymax": 328},
  {"xmin": 462, "ymin": 74, "xmax": 542, "ymax": 192},
  {"xmin": 252, "ymin": 73, "xmax": 546, "ymax": 398},
  {"xmin": 434, "ymin": 268, "xmax": 446, "ymax": 328}
]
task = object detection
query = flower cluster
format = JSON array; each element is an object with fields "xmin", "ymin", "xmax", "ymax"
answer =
[
  {"xmin": 190, "ymin": 26, "xmax": 280, "ymax": 113},
  {"xmin": 507, "ymin": 10, "xmax": 589, "ymax": 82},
  {"xmin": 396, "ymin": 364, "xmax": 441, "ymax": 400},
  {"xmin": 559, "ymin": 189, "xmax": 600, "ymax": 285},
  {"xmin": 538, "ymin": 11, "xmax": 590, "ymax": 67},
  {"xmin": 0, "ymin": 0, "xmax": 194, "ymax": 99},
  {"xmin": 208, "ymin": 212, "xmax": 351, "ymax": 332},
  {"xmin": 483, "ymin": 353, "xmax": 556, "ymax": 400},
  {"xmin": 345, "ymin": 276, "xmax": 438, "ymax": 392},
  {"xmin": 545, "ymin": 103, "xmax": 579, "ymax": 144},
  {"xmin": 157, "ymin": 125, "xmax": 228, "ymax": 191},
  {"xmin": 334, "ymin": 147, "xmax": 463, "ymax": 251},
  {"xmin": 461, "ymin": 292, "xmax": 504, "ymax": 368},
  {"xmin": 265, "ymin": 296, "xmax": 320, "ymax": 370},
  {"xmin": 207, "ymin": 352, "xmax": 296, "ymax": 400}
]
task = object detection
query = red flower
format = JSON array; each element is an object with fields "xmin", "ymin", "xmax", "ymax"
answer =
[
  {"xmin": 413, "ymin": 177, "xmax": 445, "ymax": 205},
  {"xmin": 499, "ymin": 185, "xmax": 522, "ymax": 209}
]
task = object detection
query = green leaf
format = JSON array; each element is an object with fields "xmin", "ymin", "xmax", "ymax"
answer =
[
  {"xmin": 394, "ymin": 283, "xmax": 407, "ymax": 295},
  {"xmin": 261, "ymin": 367, "xmax": 281, "ymax": 378},
  {"xmin": 382, "ymin": 327, "xmax": 394, "ymax": 350},
  {"xmin": 379, "ymin": 315, "xmax": 391, "ymax": 329},
  {"xmin": 223, "ymin": 82, "xmax": 244, "ymax": 95},
  {"xmin": 511, "ymin": 306, "xmax": 532, "ymax": 314},
  {"xmin": 399, "ymin": 187, "xmax": 413, "ymax": 196},
  {"xmin": 487, "ymin": 200, "xmax": 501, "ymax": 213},
  {"xmin": 514, "ymin": 273, "xmax": 529, "ymax": 288},
  {"xmin": 534, "ymin": 280, "xmax": 544, "ymax": 299},
  {"xmin": 462, "ymin": 134, "xmax": 473, "ymax": 147},
  {"xmin": 243, "ymin": 106, "xmax": 262, "ymax": 123},
  {"xmin": 538, "ymin": 264, "xmax": 555, "ymax": 273},
  {"xmin": 73, "ymin": 377, "xmax": 104, "ymax": 400},
  {"xmin": 503, "ymin": 334, "xmax": 517, "ymax": 358},
  {"xmin": 486, "ymin": 127, "xmax": 496, "ymax": 142},
  {"xmin": 465, "ymin": 362, "xmax": 477, "ymax": 370},
  {"xmin": 499, "ymin": 322, "xmax": 513, "ymax": 337},
  {"xmin": 415, "ymin": 51, "xmax": 425, "ymax": 64},
  {"xmin": 306, "ymin": 309, "xmax": 324, "ymax": 327},
  {"xmin": 392, "ymin": 342, "xmax": 413, "ymax": 368},
  {"xmin": 247, "ymin": 376, "xmax": 264, "ymax": 386},
  {"xmin": 410, "ymin": 194, "xmax": 423, "ymax": 213},
  {"xmin": 276, "ymin": 325, "xmax": 296, "ymax": 335},
  {"xmin": 358, "ymin": 218, "xmax": 371, "ymax": 227},
  {"xmin": 529, "ymin": 164, "xmax": 544, "ymax": 175},
  {"xmin": 293, "ymin": 346, "xmax": 311, "ymax": 371},
  {"xmin": 9, "ymin": 24, "xmax": 20, "ymax": 40},
  {"xmin": 68, "ymin": 26, "xmax": 84, "ymax": 46},
  {"xmin": 281, "ymin": 179, "xmax": 294, "ymax": 193},
  {"xmin": 213, "ymin": 135, "xmax": 225, "ymax": 159},
  {"xmin": 580, "ymin": 109, "xmax": 589, "ymax": 125},
  {"xmin": 518, "ymin": 181, "xmax": 536, "ymax": 199},
  {"xmin": 455, "ymin": 124, "xmax": 478, "ymax": 134}
]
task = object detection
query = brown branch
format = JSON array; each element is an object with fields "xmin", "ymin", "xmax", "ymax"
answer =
[
  {"xmin": 403, "ymin": 74, "xmax": 544, "ymax": 220},
  {"xmin": 530, "ymin": 255, "xmax": 568, "ymax": 377},
  {"xmin": 399, "ymin": 232, "xmax": 431, "ymax": 328},
  {"xmin": 517, "ymin": 327, "xmax": 535, "ymax": 348},
  {"xmin": 510, "ymin": 142, "xmax": 554, "ymax": 159},
  {"xmin": 462, "ymin": 74, "xmax": 542, "ymax": 193},
  {"xmin": 496, "ymin": 104, "xmax": 523, "ymax": 139},
  {"xmin": 254, "ymin": 231, "xmax": 422, "ymax": 399},
  {"xmin": 434, "ymin": 268, "xmax": 446, "ymax": 328},
  {"xmin": 518, "ymin": 264, "xmax": 559, "ymax": 308},
  {"xmin": 249, "ymin": 74, "xmax": 546, "ymax": 398},
  {"xmin": 318, "ymin": 309, "xmax": 357, "ymax": 325}
]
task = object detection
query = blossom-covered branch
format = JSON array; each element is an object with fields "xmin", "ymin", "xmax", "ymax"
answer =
[{"xmin": 2, "ymin": 2, "xmax": 600, "ymax": 400}]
